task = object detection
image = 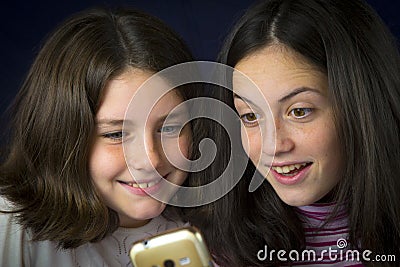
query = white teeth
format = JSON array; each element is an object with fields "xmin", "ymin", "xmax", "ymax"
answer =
[
  {"xmin": 272, "ymin": 163, "xmax": 309, "ymax": 174},
  {"xmin": 148, "ymin": 181, "xmax": 157, "ymax": 187},
  {"xmin": 138, "ymin": 183, "xmax": 148, "ymax": 188},
  {"xmin": 125, "ymin": 181, "xmax": 159, "ymax": 188}
]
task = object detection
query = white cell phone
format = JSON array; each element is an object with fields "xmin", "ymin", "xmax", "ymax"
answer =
[{"xmin": 129, "ymin": 226, "xmax": 214, "ymax": 267}]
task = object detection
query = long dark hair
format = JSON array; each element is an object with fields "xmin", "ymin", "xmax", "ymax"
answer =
[
  {"xmin": 191, "ymin": 0, "xmax": 400, "ymax": 266},
  {"xmin": 0, "ymin": 7, "xmax": 203, "ymax": 249}
]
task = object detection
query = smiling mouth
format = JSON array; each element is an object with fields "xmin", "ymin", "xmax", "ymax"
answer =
[
  {"xmin": 118, "ymin": 179, "xmax": 162, "ymax": 189},
  {"xmin": 271, "ymin": 162, "xmax": 312, "ymax": 176}
]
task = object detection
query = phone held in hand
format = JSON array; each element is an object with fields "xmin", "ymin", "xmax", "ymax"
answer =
[{"xmin": 129, "ymin": 226, "xmax": 215, "ymax": 267}]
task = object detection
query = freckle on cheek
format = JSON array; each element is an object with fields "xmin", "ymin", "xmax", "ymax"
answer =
[{"xmin": 106, "ymin": 147, "xmax": 124, "ymax": 160}]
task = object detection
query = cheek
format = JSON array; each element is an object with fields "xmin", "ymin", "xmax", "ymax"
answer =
[
  {"xmin": 162, "ymin": 132, "xmax": 191, "ymax": 171},
  {"xmin": 178, "ymin": 137, "xmax": 190, "ymax": 159},
  {"xmin": 89, "ymin": 143, "xmax": 125, "ymax": 181},
  {"xmin": 241, "ymin": 127, "xmax": 250, "ymax": 154},
  {"xmin": 322, "ymin": 131, "xmax": 343, "ymax": 173},
  {"xmin": 312, "ymin": 119, "xmax": 343, "ymax": 175},
  {"xmin": 178, "ymin": 127, "xmax": 192, "ymax": 159},
  {"xmin": 241, "ymin": 127, "xmax": 262, "ymax": 164}
]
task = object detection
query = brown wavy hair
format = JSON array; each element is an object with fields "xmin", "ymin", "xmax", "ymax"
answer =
[{"xmin": 0, "ymin": 7, "xmax": 198, "ymax": 249}]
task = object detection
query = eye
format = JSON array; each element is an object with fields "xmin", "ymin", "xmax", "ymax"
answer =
[
  {"xmin": 158, "ymin": 125, "xmax": 181, "ymax": 135},
  {"xmin": 102, "ymin": 131, "xmax": 124, "ymax": 141},
  {"xmin": 289, "ymin": 108, "xmax": 313, "ymax": 119},
  {"xmin": 240, "ymin": 113, "xmax": 260, "ymax": 127}
]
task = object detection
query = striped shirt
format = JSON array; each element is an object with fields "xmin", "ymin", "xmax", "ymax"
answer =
[{"xmin": 292, "ymin": 202, "xmax": 364, "ymax": 266}]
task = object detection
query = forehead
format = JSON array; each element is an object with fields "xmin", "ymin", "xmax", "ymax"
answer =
[
  {"xmin": 235, "ymin": 45, "xmax": 318, "ymax": 74},
  {"xmin": 96, "ymin": 68, "xmax": 152, "ymax": 119},
  {"xmin": 233, "ymin": 46, "xmax": 327, "ymax": 102},
  {"xmin": 96, "ymin": 68, "xmax": 185, "ymax": 124}
]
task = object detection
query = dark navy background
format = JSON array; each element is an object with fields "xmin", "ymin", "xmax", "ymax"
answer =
[{"xmin": 1, "ymin": 0, "xmax": 399, "ymax": 130}]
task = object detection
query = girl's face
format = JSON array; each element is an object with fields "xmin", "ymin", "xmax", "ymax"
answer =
[
  {"xmin": 233, "ymin": 46, "xmax": 343, "ymax": 206},
  {"xmin": 89, "ymin": 68, "xmax": 190, "ymax": 227}
]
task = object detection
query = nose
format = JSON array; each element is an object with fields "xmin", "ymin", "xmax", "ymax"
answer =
[
  {"xmin": 127, "ymin": 137, "xmax": 164, "ymax": 172},
  {"xmin": 262, "ymin": 118, "xmax": 295, "ymax": 156}
]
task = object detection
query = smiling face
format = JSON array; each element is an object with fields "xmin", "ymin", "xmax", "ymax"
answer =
[
  {"xmin": 89, "ymin": 67, "xmax": 190, "ymax": 227},
  {"xmin": 233, "ymin": 46, "xmax": 343, "ymax": 206}
]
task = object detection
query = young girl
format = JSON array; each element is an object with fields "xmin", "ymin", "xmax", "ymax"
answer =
[
  {"xmin": 188, "ymin": 0, "xmax": 400, "ymax": 266},
  {"xmin": 0, "ymin": 7, "xmax": 204, "ymax": 266}
]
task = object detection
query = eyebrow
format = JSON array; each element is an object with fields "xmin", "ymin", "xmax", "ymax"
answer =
[
  {"xmin": 96, "ymin": 119, "xmax": 130, "ymax": 127},
  {"xmin": 233, "ymin": 93, "xmax": 257, "ymax": 106},
  {"xmin": 96, "ymin": 112, "xmax": 186, "ymax": 128},
  {"xmin": 234, "ymin": 87, "xmax": 323, "ymax": 106},
  {"xmin": 278, "ymin": 87, "xmax": 323, "ymax": 103},
  {"xmin": 158, "ymin": 111, "xmax": 188, "ymax": 122}
]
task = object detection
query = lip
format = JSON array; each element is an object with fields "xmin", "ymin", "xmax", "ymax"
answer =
[
  {"xmin": 269, "ymin": 162, "xmax": 312, "ymax": 186},
  {"xmin": 118, "ymin": 176, "xmax": 165, "ymax": 196},
  {"xmin": 270, "ymin": 161, "xmax": 311, "ymax": 167}
]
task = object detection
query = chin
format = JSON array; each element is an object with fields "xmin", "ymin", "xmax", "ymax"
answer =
[
  {"xmin": 277, "ymin": 192, "xmax": 312, "ymax": 207},
  {"xmin": 120, "ymin": 202, "xmax": 165, "ymax": 221},
  {"xmin": 137, "ymin": 203, "xmax": 166, "ymax": 219}
]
